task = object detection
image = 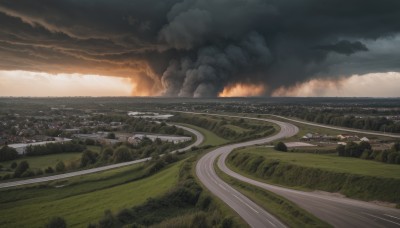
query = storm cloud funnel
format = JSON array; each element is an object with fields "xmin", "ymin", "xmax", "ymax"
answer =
[{"xmin": 1, "ymin": 0, "xmax": 400, "ymax": 97}]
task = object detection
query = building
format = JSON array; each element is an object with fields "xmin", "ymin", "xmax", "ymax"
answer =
[
  {"xmin": 8, "ymin": 138, "xmax": 72, "ymax": 155},
  {"xmin": 337, "ymin": 134, "xmax": 359, "ymax": 141},
  {"xmin": 131, "ymin": 134, "xmax": 191, "ymax": 144},
  {"xmin": 360, "ymin": 137, "xmax": 370, "ymax": 142}
]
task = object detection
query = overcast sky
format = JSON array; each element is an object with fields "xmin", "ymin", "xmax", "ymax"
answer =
[{"xmin": 1, "ymin": 0, "xmax": 400, "ymax": 97}]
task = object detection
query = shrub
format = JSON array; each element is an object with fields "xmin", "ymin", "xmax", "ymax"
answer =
[
  {"xmin": 274, "ymin": 142, "xmax": 288, "ymax": 152},
  {"xmin": 36, "ymin": 169, "xmax": 44, "ymax": 176},
  {"xmin": 113, "ymin": 146, "xmax": 132, "ymax": 163},
  {"xmin": 2, "ymin": 174, "xmax": 11, "ymax": 180},
  {"xmin": 45, "ymin": 217, "xmax": 67, "ymax": 228},
  {"xmin": 10, "ymin": 161, "xmax": 17, "ymax": 169},
  {"xmin": 55, "ymin": 161, "xmax": 66, "ymax": 172},
  {"xmin": 21, "ymin": 169, "xmax": 35, "ymax": 178},
  {"xmin": 80, "ymin": 150, "xmax": 98, "ymax": 167},
  {"xmin": 14, "ymin": 161, "xmax": 29, "ymax": 178},
  {"xmin": 45, "ymin": 166, "xmax": 54, "ymax": 174}
]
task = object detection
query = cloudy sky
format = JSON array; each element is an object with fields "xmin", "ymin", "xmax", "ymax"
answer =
[{"xmin": 0, "ymin": 0, "xmax": 400, "ymax": 97}]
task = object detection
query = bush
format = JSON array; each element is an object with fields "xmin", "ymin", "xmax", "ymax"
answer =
[
  {"xmin": 36, "ymin": 169, "xmax": 44, "ymax": 176},
  {"xmin": 45, "ymin": 217, "xmax": 67, "ymax": 228},
  {"xmin": 392, "ymin": 142, "xmax": 400, "ymax": 152},
  {"xmin": 2, "ymin": 174, "xmax": 11, "ymax": 180},
  {"xmin": 80, "ymin": 150, "xmax": 98, "ymax": 167},
  {"xmin": 274, "ymin": 142, "xmax": 287, "ymax": 152},
  {"xmin": 21, "ymin": 169, "xmax": 35, "ymax": 178},
  {"xmin": 55, "ymin": 161, "xmax": 66, "ymax": 172},
  {"xmin": 14, "ymin": 161, "xmax": 29, "ymax": 178},
  {"xmin": 45, "ymin": 166, "xmax": 54, "ymax": 174},
  {"xmin": 10, "ymin": 161, "xmax": 17, "ymax": 169},
  {"xmin": 113, "ymin": 146, "xmax": 132, "ymax": 163}
]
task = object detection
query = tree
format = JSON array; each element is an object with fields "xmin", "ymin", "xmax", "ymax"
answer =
[
  {"xmin": 14, "ymin": 161, "xmax": 29, "ymax": 178},
  {"xmin": 345, "ymin": 142, "xmax": 362, "ymax": 157},
  {"xmin": 392, "ymin": 142, "xmax": 400, "ymax": 152},
  {"xmin": 359, "ymin": 141, "xmax": 372, "ymax": 152},
  {"xmin": 336, "ymin": 144, "xmax": 346, "ymax": 156},
  {"xmin": 10, "ymin": 161, "xmax": 17, "ymax": 169},
  {"xmin": 45, "ymin": 166, "xmax": 54, "ymax": 174},
  {"xmin": 274, "ymin": 142, "xmax": 287, "ymax": 152},
  {"xmin": 80, "ymin": 150, "xmax": 98, "ymax": 167},
  {"xmin": 107, "ymin": 132, "xmax": 116, "ymax": 139},
  {"xmin": 99, "ymin": 147, "xmax": 114, "ymax": 162},
  {"xmin": 45, "ymin": 217, "xmax": 67, "ymax": 228},
  {"xmin": 113, "ymin": 146, "xmax": 132, "ymax": 163},
  {"xmin": 0, "ymin": 145, "xmax": 18, "ymax": 162},
  {"xmin": 55, "ymin": 161, "xmax": 66, "ymax": 172}
]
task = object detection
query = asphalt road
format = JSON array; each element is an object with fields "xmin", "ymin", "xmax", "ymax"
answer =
[
  {"xmin": 196, "ymin": 117, "xmax": 299, "ymax": 228},
  {"xmin": 0, "ymin": 124, "xmax": 203, "ymax": 189},
  {"xmin": 188, "ymin": 111, "xmax": 400, "ymax": 228}
]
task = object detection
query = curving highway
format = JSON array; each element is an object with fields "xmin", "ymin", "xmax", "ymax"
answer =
[
  {"xmin": 196, "ymin": 117, "xmax": 298, "ymax": 228},
  {"xmin": 0, "ymin": 124, "xmax": 203, "ymax": 189},
  {"xmin": 191, "ymin": 111, "xmax": 400, "ymax": 228}
]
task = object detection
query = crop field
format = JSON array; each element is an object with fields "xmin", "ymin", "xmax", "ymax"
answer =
[{"xmin": 0, "ymin": 161, "xmax": 181, "ymax": 227}]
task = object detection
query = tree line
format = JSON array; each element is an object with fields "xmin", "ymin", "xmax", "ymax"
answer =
[{"xmin": 337, "ymin": 141, "xmax": 400, "ymax": 164}]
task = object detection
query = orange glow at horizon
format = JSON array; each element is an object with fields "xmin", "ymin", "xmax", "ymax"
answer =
[{"xmin": 219, "ymin": 83, "xmax": 265, "ymax": 97}]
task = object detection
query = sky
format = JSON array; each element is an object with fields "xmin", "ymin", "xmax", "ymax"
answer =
[{"xmin": 0, "ymin": 0, "xmax": 400, "ymax": 97}]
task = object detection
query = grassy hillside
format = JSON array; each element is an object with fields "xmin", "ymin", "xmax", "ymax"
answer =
[
  {"xmin": 0, "ymin": 161, "xmax": 180, "ymax": 227},
  {"xmin": 228, "ymin": 147, "xmax": 400, "ymax": 203}
]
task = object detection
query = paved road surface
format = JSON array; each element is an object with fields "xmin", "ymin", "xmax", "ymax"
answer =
[
  {"xmin": 269, "ymin": 114, "xmax": 400, "ymax": 138},
  {"xmin": 188, "ymin": 111, "xmax": 400, "ymax": 227},
  {"xmin": 196, "ymin": 117, "xmax": 299, "ymax": 228},
  {"xmin": 0, "ymin": 125, "xmax": 203, "ymax": 189}
]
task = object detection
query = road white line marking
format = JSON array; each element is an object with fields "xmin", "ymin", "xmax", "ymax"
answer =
[
  {"xmin": 385, "ymin": 214, "xmax": 400, "ymax": 221},
  {"xmin": 232, "ymin": 194, "xmax": 259, "ymax": 214},
  {"xmin": 218, "ymin": 183, "xmax": 227, "ymax": 190},
  {"xmin": 363, "ymin": 213, "xmax": 400, "ymax": 226}
]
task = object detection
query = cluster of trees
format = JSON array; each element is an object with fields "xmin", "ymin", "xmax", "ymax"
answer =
[
  {"xmin": 80, "ymin": 138, "xmax": 184, "ymax": 168},
  {"xmin": 0, "ymin": 159, "xmax": 68, "ymax": 180},
  {"xmin": 91, "ymin": 114, "xmax": 185, "ymax": 136},
  {"xmin": 124, "ymin": 119, "xmax": 185, "ymax": 135},
  {"xmin": 172, "ymin": 114, "xmax": 272, "ymax": 140},
  {"xmin": 0, "ymin": 146, "xmax": 18, "ymax": 161},
  {"xmin": 274, "ymin": 108, "xmax": 400, "ymax": 133},
  {"xmin": 337, "ymin": 141, "xmax": 400, "ymax": 164},
  {"xmin": 25, "ymin": 141, "xmax": 86, "ymax": 156}
]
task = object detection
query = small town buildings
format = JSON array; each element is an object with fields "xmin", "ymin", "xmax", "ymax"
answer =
[{"xmin": 131, "ymin": 134, "xmax": 191, "ymax": 144}]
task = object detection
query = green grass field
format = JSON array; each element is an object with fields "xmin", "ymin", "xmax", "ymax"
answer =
[
  {"xmin": 0, "ymin": 161, "xmax": 181, "ymax": 227},
  {"xmin": 223, "ymin": 124, "xmax": 250, "ymax": 133},
  {"xmin": 177, "ymin": 123, "xmax": 229, "ymax": 146},
  {"xmin": 0, "ymin": 152, "xmax": 83, "ymax": 175},
  {"xmin": 215, "ymin": 159, "xmax": 331, "ymax": 228},
  {"xmin": 237, "ymin": 147, "xmax": 400, "ymax": 179}
]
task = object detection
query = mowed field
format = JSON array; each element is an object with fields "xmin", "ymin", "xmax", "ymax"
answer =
[
  {"xmin": 0, "ymin": 161, "xmax": 181, "ymax": 227},
  {"xmin": 237, "ymin": 147, "xmax": 400, "ymax": 179}
]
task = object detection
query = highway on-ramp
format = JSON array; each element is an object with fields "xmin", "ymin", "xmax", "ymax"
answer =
[{"xmin": 0, "ymin": 125, "xmax": 203, "ymax": 189}]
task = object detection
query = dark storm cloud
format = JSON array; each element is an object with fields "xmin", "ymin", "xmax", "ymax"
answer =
[
  {"xmin": 314, "ymin": 40, "xmax": 368, "ymax": 56},
  {"xmin": 1, "ymin": 0, "xmax": 400, "ymax": 96}
]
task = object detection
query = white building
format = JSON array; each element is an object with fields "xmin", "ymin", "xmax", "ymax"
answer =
[
  {"xmin": 8, "ymin": 138, "xmax": 72, "ymax": 155},
  {"xmin": 130, "ymin": 134, "xmax": 191, "ymax": 144}
]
